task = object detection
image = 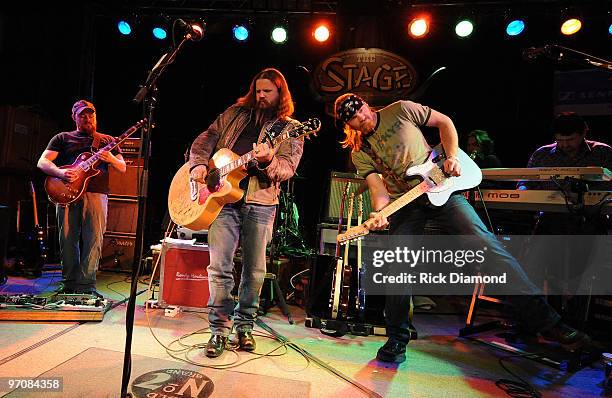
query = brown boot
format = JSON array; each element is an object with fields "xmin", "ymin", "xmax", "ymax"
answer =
[
  {"xmin": 237, "ymin": 330, "xmax": 256, "ymax": 351},
  {"xmin": 206, "ymin": 334, "xmax": 227, "ymax": 358}
]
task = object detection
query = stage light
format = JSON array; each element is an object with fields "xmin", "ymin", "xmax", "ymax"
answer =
[
  {"xmin": 609, "ymin": 22, "xmax": 612, "ymax": 36},
  {"xmin": 153, "ymin": 26, "xmax": 167, "ymax": 40},
  {"xmin": 313, "ymin": 24, "xmax": 330, "ymax": 43},
  {"xmin": 117, "ymin": 20, "xmax": 132, "ymax": 35},
  {"xmin": 408, "ymin": 17, "xmax": 429, "ymax": 38},
  {"xmin": 505, "ymin": 19, "xmax": 525, "ymax": 36},
  {"xmin": 233, "ymin": 25, "xmax": 249, "ymax": 42},
  {"xmin": 455, "ymin": 19, "xmax": 474, "ymax": 38},
  {"xmin": 271, "ymin": 26, "xmax": 287, "ymax": 44},
  {"xmin": 561, "ymin": 18, "xmax": 582, "ymax": 35}
]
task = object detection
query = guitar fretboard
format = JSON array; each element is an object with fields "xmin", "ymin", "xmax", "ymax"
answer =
[
  {"xmin": 379, "ymin": 180, "xmax": 430, "ymax": 219},
  {"xmin": 79, "ymin": 121, "xmax": 144, "ymax": 171},
  {"xmin": 216, "ymin": 127, "xmax": 303, "ymax": 176}
]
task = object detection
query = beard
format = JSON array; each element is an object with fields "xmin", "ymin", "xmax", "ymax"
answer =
[{"xmin": 254, "ymin": 105, "xmax": 278, "ymax": 126}]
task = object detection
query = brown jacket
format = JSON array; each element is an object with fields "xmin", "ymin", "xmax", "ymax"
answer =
[{"xmin": 189, "ymin": 105, "xmax": 304, "ymax": 205}]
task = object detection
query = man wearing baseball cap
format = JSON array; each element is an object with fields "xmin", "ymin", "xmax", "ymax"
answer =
[{"xmin": 37, "ymin": 99, "xmax": 126, "ymax": 298}]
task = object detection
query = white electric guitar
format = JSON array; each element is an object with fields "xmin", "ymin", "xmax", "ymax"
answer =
[{"xmin": 337, "ymin": 144, "xmax": 482, "ymax": 244}]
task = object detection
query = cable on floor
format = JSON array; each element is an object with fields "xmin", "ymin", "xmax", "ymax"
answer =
[{"xmin": 495, "ymin": 353, "xmax": 543, "ymax": 398}]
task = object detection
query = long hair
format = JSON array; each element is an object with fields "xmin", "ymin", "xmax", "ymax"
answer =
[
  {"xmin": 236, "ymin": 68, "xmax": 294, "ymax": 119},
  {"xmin": 335, "ymin": 93, "xmax": 363, "ymax": 152}
]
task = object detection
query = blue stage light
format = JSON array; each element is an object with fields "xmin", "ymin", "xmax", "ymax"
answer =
[
  {"xmin": 118, "ymin": 21, "xmax": 132, "ymax": 35},
  {"xmin": 506, "ymin": 20, "xmax": 525, "ymax": 36},
  {"xmin": 152, "ymin": 27, "xmax": 167, "ymax": 40},
  {"xmin": 233, "ymin": 25, "xmax": 249, "ymax": 42}
]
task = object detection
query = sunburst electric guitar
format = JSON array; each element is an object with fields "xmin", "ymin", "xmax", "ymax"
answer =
[
  {"xmin": 168, "ymin": 118, "xmax": 321, "ymax": 230},
  {"xmin": 44, "ymin": 119, "xmax": 146, "ymax": 205},
  {"xmin": 337, "ymin": 144, "xmax": 482, "ymax": 244}
]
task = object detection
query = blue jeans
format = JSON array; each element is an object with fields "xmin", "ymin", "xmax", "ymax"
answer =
[
  {"xmin": 207, "ymin": 203, "xmax": 276, "ymax": 336},
  {"xmin": 56, "ymin": 192, "xmax": 107, "ymax": 292},
  {"xmin": 386, "ymin": 194, "xmax": 560, "ymax": 342}
]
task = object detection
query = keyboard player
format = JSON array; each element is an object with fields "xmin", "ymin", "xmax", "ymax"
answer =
[{"xmin": 518, "ymin": 112, "xmax": 611, "ymax": 329}]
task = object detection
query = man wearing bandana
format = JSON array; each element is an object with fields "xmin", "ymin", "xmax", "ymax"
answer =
[{"xmin": 334, "ymin": 93, "xmax": 591, "ymax": 363}]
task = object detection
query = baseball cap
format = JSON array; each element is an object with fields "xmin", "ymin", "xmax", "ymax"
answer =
[{"xmin": 72, "ymin": 100, "xmax": 96, "ymax": 116}]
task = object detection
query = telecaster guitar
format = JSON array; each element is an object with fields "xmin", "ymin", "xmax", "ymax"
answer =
[
  {"xmin": 168, "ymin": 118, "xmax": 320, "ymax": 230},
  {"xmin": 337, "ymin": 145, "xmax": 482, "ymax": 244},
  {"xmin": 44, "ymin": 119, "xmax": 146, "ymax": 205}
]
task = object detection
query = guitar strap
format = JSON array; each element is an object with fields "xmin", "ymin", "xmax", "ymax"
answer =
[
  {"xmin": 360, "ymin": 138, "xmax": 413, "ymax": 191},
  {"xmin": 91, "ymin": 132, "xmax": 103, "ymax": 152},
  {"xmin": 262, "ymin": 118, "xmax": 289, "ymax": 144}
]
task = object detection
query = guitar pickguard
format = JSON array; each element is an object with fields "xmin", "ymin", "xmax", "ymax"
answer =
[{"xmin": 197, "ymin": 181, "xmax": 224, "ymax": 205}]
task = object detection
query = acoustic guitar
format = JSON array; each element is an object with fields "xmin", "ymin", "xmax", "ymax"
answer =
[
  {"xmin": 44, "ymin": 119, "xmax": 146, "ymax": 205},
  {"xmin": 168, "ymin": 118, "xmax": 320, "ymax": 230}
]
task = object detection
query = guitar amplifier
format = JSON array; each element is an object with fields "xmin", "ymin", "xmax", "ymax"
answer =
[
  {"xmin": 324, "ymin": 172, "xmax": 374, "ymax": 223},
  {"xmin": 159, "ymin": 238, "xmax": 210, "ymax": 311},
  {"xmin": 118, "ymin": 138, "xmax": 141, "ymax": 158}
]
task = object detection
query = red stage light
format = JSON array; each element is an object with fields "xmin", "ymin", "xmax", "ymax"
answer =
[{"xmin": 313, "ymin": 24, "xmax": 330, "ymax": 42}]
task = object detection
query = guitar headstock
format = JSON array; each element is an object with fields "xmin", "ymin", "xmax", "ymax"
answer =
[
  {"xmin": 337, "ymin": 225, "xmax": 370, "ymax": 245},
  {"xmin": 293, "ymin": 118, "xmax": 321, "ymax": 140}
]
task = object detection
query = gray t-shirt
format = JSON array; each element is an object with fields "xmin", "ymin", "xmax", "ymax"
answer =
[{"xmin": 352, "ymin": 100, "xmax": 432, "ymax": 198}]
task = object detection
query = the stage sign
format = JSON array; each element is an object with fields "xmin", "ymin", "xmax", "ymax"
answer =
[{"xmin": 313, "ymin": 48, "xmax": 418, "ymax": 116}]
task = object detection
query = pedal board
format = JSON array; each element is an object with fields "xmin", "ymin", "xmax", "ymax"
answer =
[
  {"xmin": 0, "ymin": 294, "xmax": 111, "ymax": 321},
  {"xmin": 52, "ymin": 294, "xmax": 109, "ymax": 312}
]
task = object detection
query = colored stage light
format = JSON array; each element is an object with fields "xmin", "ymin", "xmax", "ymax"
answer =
[
  {"xmin": 153, "ymin": 26, "xmax": 167, "ymax": 40},
  {"xmin": 313, "ymin": 25, "xmax": 330, "ymax": 42},
  {"xmin": 561, "ymin": 18, "xmax": 582, "ymax": 35},
  {"xmin": 117, "ymin": 20, "xmax": 132, "ymax": 35},
  {"xmin": 233, "ymin": 25, "xmax": 249, "ymax": 42},
  {"xmin": 609, "ymin": 22, "xmax": 612, "ymax": 36},
  {"xmin": 506, "ymin": 19, "xmax": 525, "ymax": 36},
  {"xmin": 455, "ymin": 20, "xmax": 474, "ymax": 38},
  {"xmin": 408, "ymin": 18, "xmax": 429, "ymax": 38},
  {"xmin": 271, "ymin": 26, "xmax": 287, "ymax": 44}
]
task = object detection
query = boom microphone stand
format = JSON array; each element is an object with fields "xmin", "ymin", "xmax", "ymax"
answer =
[{"xmin": 120, "ymin": 21, "xmax": 203, "ymax": 398}]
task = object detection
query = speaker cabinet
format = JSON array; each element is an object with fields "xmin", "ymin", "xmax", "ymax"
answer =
[
  {"xmin": 324, "ymin": 172, "xmax": 373, "ymax": 223},
  {"xmin": 100, "ymin": 232, "xmax": 136, "ymax": 271},
  {"xmin": 109, "ymin": 165, "xmax": 141, "ymax": 197},
  {"xmin": 0, "ymin": 205, "xmax": 9, "ymax": 267},
  {"xmin": 306, "ymin": 253, "xmax": 385, "ymax": 325},
  {"xmin": 106, "ymin": 196, "xmax": 138, "ymax": 234}
]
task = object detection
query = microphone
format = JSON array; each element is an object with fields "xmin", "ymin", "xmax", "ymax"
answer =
[
  {"xmin": 177, "ymin": 19, "xmax": 205, "ymax": 41},
  {"xmin": 522, "ymin": 45, "xmax": 558, "ymax": 61}
]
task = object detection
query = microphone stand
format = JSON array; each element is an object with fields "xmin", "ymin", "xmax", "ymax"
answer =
[
  {"xmin": 546, "ymin": 44, "xmax": 612, "ymax": 71},
  {"xmin": 120, "ymin": 33, "xmax": 195, "ymax": 398}
]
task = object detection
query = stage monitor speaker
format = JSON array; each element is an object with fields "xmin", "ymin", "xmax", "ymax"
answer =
[
  {"xmin": 324, "ymin": 171, "xmax": 374, "ymax": 223},
  {"xmin": 100, "ymin": 232, "xmax": 136, "ymax": 271},
  {"xmin": 106, "ymin": 196, "xmax": 138, "ymax": 234},
  {"xmin": 109, "ymin": 165, "xmax": 141, "ymax": 197}
]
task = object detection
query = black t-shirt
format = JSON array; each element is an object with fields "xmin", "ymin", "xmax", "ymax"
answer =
[
  {"xmin": 46, "ymin": 130, "xmax": 121, "ymax": 194},
  {"xmin": 231, "ymin": 117, "xmax": 260, "ymax": 156}
]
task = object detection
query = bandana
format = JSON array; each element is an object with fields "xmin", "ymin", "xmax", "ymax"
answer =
[{"xmin": 337, "ymin": 95, "xmax": 364, "ymax": 123}]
